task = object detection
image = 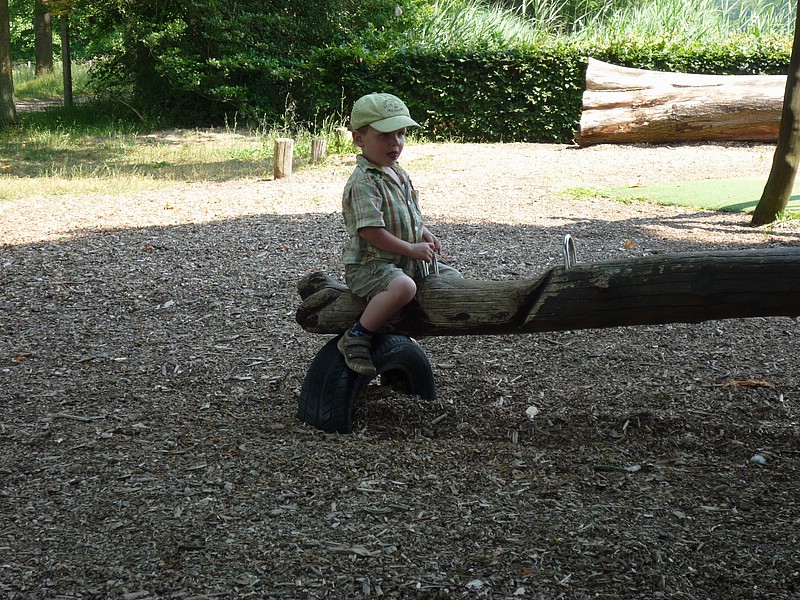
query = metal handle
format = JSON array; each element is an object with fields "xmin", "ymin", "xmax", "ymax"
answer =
[
  {"xmin": 563, "ymin": 234, "xmax": 577, "ymax": 269},
  {"xmin": 419, "ymin": 255, "xmax": 439, "ymax": 278}
]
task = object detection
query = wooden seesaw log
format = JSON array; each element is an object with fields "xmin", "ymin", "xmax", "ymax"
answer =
[
  {"xmin": 577, "ymin": 58, "xmax": 786, "ymax": 146},
  {"xmin": 296, "ymin": 248, "xmax": 800, "ymax": 336}
]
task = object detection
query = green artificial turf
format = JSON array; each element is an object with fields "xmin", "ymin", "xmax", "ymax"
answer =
[{"xmin": 605, "ymin": 177, "xmax": 800, "ymax": 214}]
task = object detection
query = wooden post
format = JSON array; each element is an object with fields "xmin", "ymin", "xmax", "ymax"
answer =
[
  {"xmin": 274, "ymin": 138, "xmax": 294, "ymax": 179},
  {"xmin": 311, "ymin": 139, "xmax": 327, "ymax": 163}
]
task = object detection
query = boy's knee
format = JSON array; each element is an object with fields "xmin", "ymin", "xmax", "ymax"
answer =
[{"xmin": 388, "ymin": 274, "xmax": 417, "ymax": 302}]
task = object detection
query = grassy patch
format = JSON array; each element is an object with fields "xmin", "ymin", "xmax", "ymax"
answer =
[
  {"xmin": 0, "ymin": 102, "xmax": 351, "ymax": 201},
  {"xmin": 13, "ymin": 62, "xmax": 91, "ymax": 100},
  {"xmin": 560, "ymin": 186, "xmax": 607, "ymax": 200},
  {"xmin": 0, "ymin": 125, "xmax": 273, "ymax": 197},
  {"xmin": 604, "ymin": 177, "xmax": 800, "ymax": 214}
]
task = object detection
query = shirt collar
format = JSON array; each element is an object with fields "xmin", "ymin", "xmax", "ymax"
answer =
[{"xmin": 356, "ymin": 154, "xmax": 405, "ymax": 180}]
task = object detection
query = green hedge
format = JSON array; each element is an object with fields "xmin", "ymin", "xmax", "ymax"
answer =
[
  {"xmin": 303, "ymin": 45, "xmax": 584, "ymax": 143},
  {"xmin": 300, "ymin": 37, "xmax": 791, "ymax": 144}
]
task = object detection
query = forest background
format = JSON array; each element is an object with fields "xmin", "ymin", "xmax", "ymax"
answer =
[{"xmin": 4, "ymin": 0, "xmax": 797, "ymax": 144}]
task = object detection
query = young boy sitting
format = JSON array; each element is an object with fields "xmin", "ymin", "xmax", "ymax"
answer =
[{"xmin": 338, "ymin": 92, "xmax": 461, "ymax": 376}]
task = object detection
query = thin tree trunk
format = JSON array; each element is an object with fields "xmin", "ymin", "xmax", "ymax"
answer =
[
  {"xmin": 751, "ymin": 0, "xmax": 800, "ymax": 226},
  {"xmin": 60, "ymin": 14, "xmax": 72, "ymax": 108},
  {"xmin": 34, "ymin": 2, "xmax": 53, "ymax": 76},
  {"xmin": 0, "ymin": 0, "xmax": 17, "ymax": 126}
]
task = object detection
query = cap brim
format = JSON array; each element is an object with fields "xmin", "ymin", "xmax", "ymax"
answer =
[{"xmin": 368, "ymin": 115, "xmax": 420, "ymax": 133}]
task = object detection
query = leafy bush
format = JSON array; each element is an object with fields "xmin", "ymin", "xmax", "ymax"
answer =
[{"xmin": 84, "ymin": 0, "xmax": 420, "ymax": 125}]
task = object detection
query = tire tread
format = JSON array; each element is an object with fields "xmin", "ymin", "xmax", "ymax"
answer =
[{"xmin": 298, "ymin": 334, "xmax": 435, "ymax": 433}]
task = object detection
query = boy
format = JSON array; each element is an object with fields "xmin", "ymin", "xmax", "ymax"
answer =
[{"xmin": 338, "ymin": 92, "xmax": 460, "ymax": 376}]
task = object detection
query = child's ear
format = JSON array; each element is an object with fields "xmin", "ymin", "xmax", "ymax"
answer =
[{"xmin": 351, "ymin": 130, "xmax": 365, "ymax": 148}]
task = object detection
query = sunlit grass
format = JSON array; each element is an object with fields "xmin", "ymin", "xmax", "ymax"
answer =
[
  {"xmin": 560, "ymin": 186, "xmax": 606, "ymax": 200},
  {"xmin": 0, "ymin": 174, "xmax": 176, "ymax": 200},
  {"xmin": 13, "ymin": 62, "xmax": 92, "ymax": 100},
  {"xmin": 0, "ymin": 102, "xmax": 353, "ymax": 201},
  {"xmin": 410, "ymin": 0, "xmax": 551, "ymax": 47},
  {"xmin": 1, "ymin": 126, "xmax": 277, "ymax": 199},
  {"xmin": 578, "ymin": 0, "xmax": 794, "ymax": 44}
]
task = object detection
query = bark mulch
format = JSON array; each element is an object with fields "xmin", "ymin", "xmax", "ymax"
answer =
[{"xmin": 2, "ymin": 141, "xmax": 799, "ymax": 599}]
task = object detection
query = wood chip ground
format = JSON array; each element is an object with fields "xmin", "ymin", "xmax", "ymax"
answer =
[{"xmin": 1, "ymin": 141, "xmax": 799, "ymax": 598}]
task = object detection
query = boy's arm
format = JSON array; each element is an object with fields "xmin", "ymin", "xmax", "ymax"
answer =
[{"xmin": 359, "ymin": 226, "xmax": 436, "ymax": 262}]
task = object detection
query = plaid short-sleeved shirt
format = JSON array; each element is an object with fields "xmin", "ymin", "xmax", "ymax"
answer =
[{"xmin": 341, "ymin": 154, "xmax": 425, "ymax": 276}]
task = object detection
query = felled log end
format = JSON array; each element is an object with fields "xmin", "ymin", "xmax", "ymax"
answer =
[{"xmin": 295, "ymin": 273, "xmax": 551, "ymax": 336}]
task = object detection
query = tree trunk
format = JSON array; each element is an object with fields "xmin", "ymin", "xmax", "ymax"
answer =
[
  {"xmin": 577, "ymin": 58, "xmax": 785, "ymax": 146},
  {"xmin": 296, "ymin": 248, "xmax": 800, "ymax": 336},
  {"xmin": 34, "ymin": 2, "xmax": 53, "ymax": 76},
  {"xmin": 0, "ymin": 0, "xmax": 16, "ymax": 127},
  {"xmin": 751, "ymin": 0, "xmax": 800, "ymax": 226},
  {"xmin": 59, "ymin": 14, "xmax": 72, "ymax": 108}
]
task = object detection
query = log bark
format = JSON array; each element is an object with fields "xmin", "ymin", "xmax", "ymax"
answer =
[
  {"xmin": 577, "ymin": 58, "xmax": 786, "ymax": 146},
  {"xmin": 296, "ymin": 248, "xmax": 800, "ymax": 336}
]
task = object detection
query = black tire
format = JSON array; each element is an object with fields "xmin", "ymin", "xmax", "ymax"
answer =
[{"xmin": 297, "ymin": 334, "xmax": 436, "ymax": 434}]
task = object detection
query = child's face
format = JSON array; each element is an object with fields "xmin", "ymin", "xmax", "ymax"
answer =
[{"xmin": 353, "ymin": 126, "xmax": 407, "ymax": 168}]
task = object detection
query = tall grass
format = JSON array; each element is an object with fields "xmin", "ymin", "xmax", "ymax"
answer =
[
  {"xmin": 413, "ymin": 0, "xmax": 550, "ymax": 46},
  {"xmin": 411, "ymin": 0, "xmax": 795, "ymax": 47},
  {"xmin": 578, "ymin": 0, "xmax": 795, "ymax": 44}
]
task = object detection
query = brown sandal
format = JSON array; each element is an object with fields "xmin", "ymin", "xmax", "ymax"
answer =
[{"xmin": 337, "ymin": 334, "xmax": 377, "ymax": 376}]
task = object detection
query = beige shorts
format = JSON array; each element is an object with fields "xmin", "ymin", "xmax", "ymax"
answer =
[{"xmin": 345, "ymin": 260, "xmax": 462, "ymax": 300}]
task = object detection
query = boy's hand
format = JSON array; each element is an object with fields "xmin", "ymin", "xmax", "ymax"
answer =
[
  {"xmin": 359, "ymin": 226, "xmax": 437, "ymax": 261},
  {"xmin": 408, "ymin": 241, "xmax": 436, "ymax": 262},
  {"xmin": 422, "ymin": 229, "xmax": 442, "ymax": 254}
]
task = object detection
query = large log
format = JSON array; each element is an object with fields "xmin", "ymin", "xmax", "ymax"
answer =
[
  {"xmin": 577, "ymin": 58, "xmax": 786, "ymax": 146},
  {"xmin": 296, "ymin": 248, "xmax": 800, "ymax": 336}
]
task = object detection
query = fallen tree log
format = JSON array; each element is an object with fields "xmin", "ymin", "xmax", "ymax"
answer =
[
  {"xmin": 296, "ymin": 248, "xmax": 800, "ymax": 336},
  {"xmin": 577, "ymin": 58, "xmax": 786, "ymax": 146}
]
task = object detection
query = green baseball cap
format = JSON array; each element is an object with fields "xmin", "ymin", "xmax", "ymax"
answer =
[{"xmin": 350, "ymin": 92, "xmax": 420, "ymax": 132}]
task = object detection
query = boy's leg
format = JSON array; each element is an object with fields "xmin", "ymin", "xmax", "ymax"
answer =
[
  {"xmin": 339, "ymin": 265, "xmax": 417, "ymax": 376},
  {"xmin": 359, "ymin": 275, "xmax": 416, "ymax": 331}
]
